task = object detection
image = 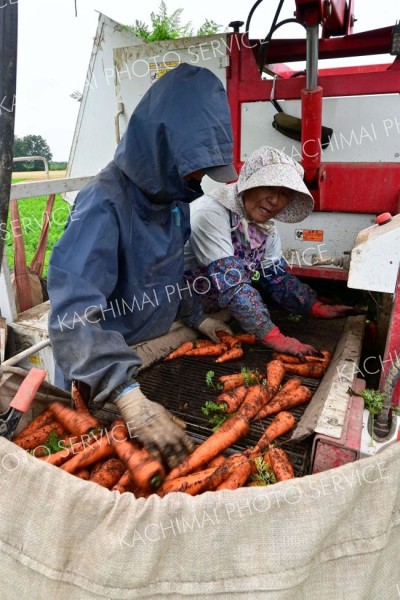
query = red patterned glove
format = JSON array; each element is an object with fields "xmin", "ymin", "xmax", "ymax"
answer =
[
  {"xmin": 310, "ymin": 302, "xmax": 366, "ymax": 319},
  {"xmin": 262, "ymin": 326, "xmax": 321, "ymax": 358}
]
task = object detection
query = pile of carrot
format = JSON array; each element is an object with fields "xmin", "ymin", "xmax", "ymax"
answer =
[
  {"xmin": 12, "ymin": 389, "xmax": 165, "ymax": 496},
  {"xmin": 165, "ymin": 331, "xmax": 257, "ymax": 364},
  {"xmin": 11, "ymin": 345, "xmax": 328, "ymax": 498}
]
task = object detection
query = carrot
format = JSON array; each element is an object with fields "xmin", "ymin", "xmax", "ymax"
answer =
[
  {"xmin": 265, "ymin": 360, "xmax": 286, "ymax": 396},
  {"xmin": 159, "ymin": 467, "xmax": 218, "ymax": 496},
  {"xmin": 215, "ymin": 347, "xmax": 244, "ymax": 363},
  {"xmin": 219, "ymin": 372, "xmax": 257, "ymax": 391},
  {"xmin": 270, "ymin": 376, "xmax": 302, "ymax": 399},
  {"xmin": 49, "ymin": 401, "xmax": 99, "ymax": 436},
  {"xmin": 12, "ymin": 408, "xmax": 55, "ymax": 442},
  {"xmin": 216, "ymin": 385, "xmax": 248, "ymax": 413},
  {"xmin": 90, "ymin": 459, "xmax": 107, "ymax": 477},
  {"xmin": 216, "ymin": 455, "xmax": 252, "ymax": 490},
  {"xmin": 235, "ymin": 333, "xmax": 257, "ymax": 345},
  {"xmin": 265, "ymin": 448, "xmax": 295, "ymax": 481},
  {"xmin": 256, "ymin": 377, "xmax": 301, "ymax": 418},
  {"xmin": 185, "ymin": 343, "xmax": 227, "ymax": 357},
  {"xmin": 71, "ymin": 383, "xmax": 90, "ymax": 414},
  {"xmin": 207, "ymin": 454, "xmax": 227, "ymax": 469},
  {"xmin": 280, "ymin": 362, "xmax": 325, "ymax": 378},
  {"xmin": 89, "ymin": 458, "xmax": 126, "ymax": 489},
  {"xmin": 237, "ymin": 384, "xmax": 270, "ymax": 421},
  {"xmin": 160, "ymin": 455, "xmax": 242, "ymax": 496},
  {"xmin": 111, "ymin": 421, "xmax": 165, "ymax": 491},
  {"xmin": 166, "ymin": 414, "xmax": 250, "ymax": 481},
  {"xmin": 195, "ymin": 340, "xmax": 215, "ymax": 348},
  {"xmin": 13, "ymin": 421, "xmax": 66, "ymax": 450},
  {"xmin": 75, "ymin": 468, "xmax": 91, "ymax": 480},
  {"xmin": 39, "ymin": 433, "xmax": 101, "ymax": 466},
  {"xmin": 254, "ymin": 412, "xmax": 296, "ymax": 453},
  {"xmin": 258, "ymin": 385, "xmax": 312, "ymax": 419},
  {"xmin": 61, "ymin": 435, "xmax": 114, "ymax": 474},
  {"xmin": 165, "ymin": 341, "xmax": 194, "ymax": 360},
  {"xmin": 216, "ymin": 331, "xmax": 241, "ymax": 348},
  {"xmin": 112, "ymin": 469, "xmax": 137, "ymax": 492},
  {"xmin": 272, "ymin": 350, "xmax": 331, "ymax": 365}
]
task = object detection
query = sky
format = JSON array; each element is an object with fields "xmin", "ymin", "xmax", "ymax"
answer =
[{"xmin": 14, "ymin": 0, "xmax": 399, "ymax": 160}]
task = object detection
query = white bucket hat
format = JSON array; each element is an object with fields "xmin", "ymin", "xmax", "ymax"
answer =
[{"xmin": 237, "ymin": 146, "xmax": 314, "ymax": 223}]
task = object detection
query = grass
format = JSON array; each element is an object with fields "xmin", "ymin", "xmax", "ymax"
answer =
[{"xmin": 6, "ymin": 178, "xmax": 71, "ymax": 279}]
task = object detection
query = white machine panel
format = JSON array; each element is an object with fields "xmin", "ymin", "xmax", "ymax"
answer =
[
  {"xmin": 348, "ymin": 214, "xmax": 400, "ymax": 293},
  {"xmin": 276, "ymin": 212, "xmax": 375, "ymax": 266},
  {"xmin": 112, "ymin": 34, "xmax": 229, "ymax": 136},
  {"xmin": 241, "ymin": 95, "xmax": 400, "ymax": 163}
]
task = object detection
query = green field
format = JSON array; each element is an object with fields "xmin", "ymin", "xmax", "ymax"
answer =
[{"xmin": 6, "ymin": 178, "xmax": 71, "ymax": 279}]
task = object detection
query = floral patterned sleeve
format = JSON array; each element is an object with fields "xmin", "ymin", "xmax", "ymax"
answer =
[
  {"xmin": 207, "ymin": 256, "xmax": 276, "ymax": 339},
  {"xmin": 258, "ymin": 258, "xmax": 318, "ymax": 314}
]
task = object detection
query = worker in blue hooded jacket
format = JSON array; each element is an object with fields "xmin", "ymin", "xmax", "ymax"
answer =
[{"xmin": 47, "ymin": 64, "xmax": 236, "ymax": 469}]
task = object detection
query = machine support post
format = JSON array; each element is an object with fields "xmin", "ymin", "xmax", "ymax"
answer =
[{"xmin": 302, "ymin": 24, "xmax": 322, "ymax": 183}]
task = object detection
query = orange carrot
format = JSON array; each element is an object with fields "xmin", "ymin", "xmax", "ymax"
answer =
[
  {"xmin": 215, "ymin": 347, "xmax": 244, "ymax": 363},
  {"xmin": 272, "ymin": 350, "xmax": 331, "ymax": 365},
  {"xmin": 71, "ymin": 383, "xmax": 90, "ymax": 414},
  {"xmin": 165, "ymin": 341, "xmax": 194, "ymax": 360},
  {"xmin": 13, "ymin": 408, "xmax": 55, "ymax": 442},
  {"xmin": 61, "ymin": 435, "xmax": 114, "ymax": 474},
  {"xmin": 265, "ymin": 360, "xmax": 286, "ymax": 396},
  {"xmin": 254, "ymin": 412, "xmax": 296, "ymax": 453},
  {"xmin": 111, "ymin": 421, "xmax": 165, "ymax": 491},
  {"xmin": 159, "ymin": 467, "xmax": 218, "ymax": 496},
  {"xmin": 166, "ymin": 414, "xmax": 250, "ymax": 481},
  {"xmin": 258, "ymin": 385, "xmax": 312, "ymax": 419},
  {"xmin": 269, "ymin": 376, "xmax": 301, "ymax": 400},
  {"xmin": 75, "ymin": 468, "xmax": 91, "ymax": 480},
  {"xmin": 256, "ymin": 377, "xmax": 301, "ymax": 417},
  {"xmin": 237, "ymin": 384, "xmax": 270, "ymax": 421},
  {"xmin": 272, "ymin": 353, "xmax": 303, "ymax": 364},
  {"xmin": 216, "ymin": 455, "xmax": 252, "ymax": 490},
  {"xmin": 207, "ymin": 454, "xmax": 227, "ymax": 469},
  {"xmin": 185, "ymin": 343, "xmax": 227, "ymax": 357},
  {"xmin": 235, "ymin": 333, "xmax": 257, "ymax": 345},
  {"xmin": 216, "ymin": 385, "xmax": 248, "ymax": 413},
  {"xmin": 38, "ymin": 433, "xmax": 101, "ymax": 466},
  {"xmin": 280, "ymin": 362, "xmax": 325, "ymax": 378},
  {"xmin": 195, "ymin": 340, "xmax": 215, "ymax": 348},
  {"xmin": 13, "ymin": 421, "xmax": 65, "ymax": 450},
  {"xmin": 219, "ymin": 372, "xmax": 257, "ymax": 391},
  {"xmin": 49, "ymin": 401, "xmax": 99, "ymax": 436},
  {"xmin": 265, "ymin": 448, "xmax": 295, "ymax": 481},
  {"xmin": 216, "ymin": 331, "xmax": 241, "ymax": 348},
  {"xmin": 112, "ymin": 469, "xmax": 138, "ymax": 494},
  {"xmin": 89, "ymin": 458, "xmax": 126, "ymax": 489},
  {"xmin": 160, "ymin": 455, "xmax": 242, "ymax": 496}
]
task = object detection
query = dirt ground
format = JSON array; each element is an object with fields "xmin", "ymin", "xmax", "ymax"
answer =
[{"xmin": 12, "ymin": 170, "xmax": 66, "ymax": 180}]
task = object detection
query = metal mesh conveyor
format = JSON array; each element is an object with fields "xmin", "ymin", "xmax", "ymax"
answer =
[{"xmin": 137, "ymin": 311, "xmax": 348, "ymax": 477}]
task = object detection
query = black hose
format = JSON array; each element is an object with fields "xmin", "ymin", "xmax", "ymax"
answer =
[
  {"xmin": 258, "ymin": 17, "xmax": 306, "ymax": 73},
  {"xmin": 245, "ymin": 0, "xmax": 265, "ymax": 38}
]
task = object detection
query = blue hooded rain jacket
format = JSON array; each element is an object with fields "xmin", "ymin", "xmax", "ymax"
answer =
[{"xmin": 47, "ymin": 64, "xmax": 234, "ymax": 406}]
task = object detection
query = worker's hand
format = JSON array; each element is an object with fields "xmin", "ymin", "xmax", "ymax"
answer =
[
  {"xmin": 262, "ymin": 326, "xmax": 321, "ymax": 359},
  {"xmin": 114, "ymin": 386, "xmax": 194, "ymax": 470},
  {"xmin": 310, "ymin": 301, "xmax": 366, "ymax": 319},
  {"xmin": 197, "ymin": 317, "xmax": 233, "ymax": 343}
]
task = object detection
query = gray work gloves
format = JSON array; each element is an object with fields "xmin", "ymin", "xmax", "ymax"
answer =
[
  {"xmin": 197, "ymin": 317, "xmax": 233, "ymax": 343},
  {"xmin": 115, "ymin": 386, "xmax": 194, "ymax": 470}
]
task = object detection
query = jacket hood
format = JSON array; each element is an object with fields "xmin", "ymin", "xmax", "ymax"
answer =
[{"xmin": 114, "ymin": 63, "xmax": 234, "ymax": 203}]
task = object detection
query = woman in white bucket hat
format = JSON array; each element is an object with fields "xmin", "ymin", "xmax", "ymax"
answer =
[{"xmin": 184, "ymin": 146, "xmax": 362, "ymax": 357}]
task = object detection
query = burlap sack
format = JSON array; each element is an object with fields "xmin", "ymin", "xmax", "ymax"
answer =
[{"xmin": 0, "ymin": 435, "xmax": 399, "ymax": 599}]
